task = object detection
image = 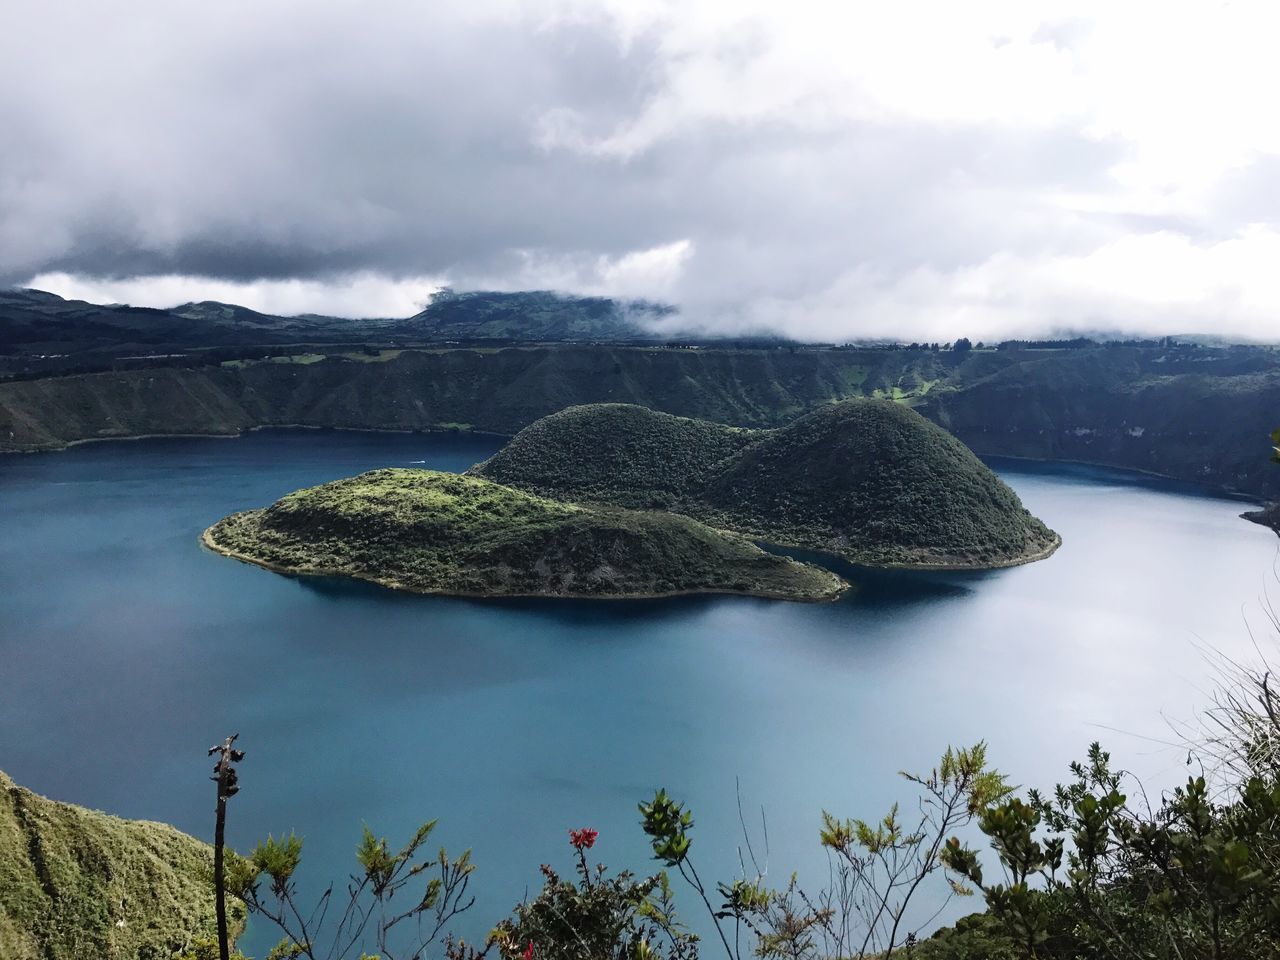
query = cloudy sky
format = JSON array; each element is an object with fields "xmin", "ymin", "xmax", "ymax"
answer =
[{"xmin": 5, "ymin": 0, "xmax": 1280, "ymax": 340}]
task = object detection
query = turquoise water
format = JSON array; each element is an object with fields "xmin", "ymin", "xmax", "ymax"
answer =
[{"xmin": 2, "ymin": 430, "xmax": 1277, "ymax": 952}]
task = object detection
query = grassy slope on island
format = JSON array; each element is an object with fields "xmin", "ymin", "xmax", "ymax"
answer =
[
  {"xmin": 476, "ymin": 400, "xmax": 1059, "ymax": 568},
  {"xmin": 470, "ymin": 403, "xmax": 760, "ymax": 508},
  {"xmin": 205, "ymin": 468, "xmax": 845, "ymax": 601},
  {"xmin": 0, "ymin": 769, "xmax": 242, "ymax": 960}
]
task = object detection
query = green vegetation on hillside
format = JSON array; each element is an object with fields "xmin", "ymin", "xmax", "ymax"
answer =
[
  {"xmin": 0, "ymin": 769, "xmax": 241, "ymax": 960},
  {"xmin": 6, "ymin": 342, "xmax": 1275, "ymax": 498},
  {"xmin": 702, "ymin": 400, "xmax": 1059, "ymax": 567},
  {"xmin": 205, "ymin": 468, "xmax": 846, "ymax": 601},
  {"xmin": 477, "ymin": 400, "xmax": 1059, "ymax": 568},
  {"xmin": 470, "ymin": 403, "xmax": 759, "ymax": 509}
]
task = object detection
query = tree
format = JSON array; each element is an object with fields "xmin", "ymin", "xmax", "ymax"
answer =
[
  {"xmin": 942, "ymin": 742, "xmax": 1280, "ymax": 959},
  {"xmin": 953, "ymin": 338, "xmax": 973, "ymax": 354}
]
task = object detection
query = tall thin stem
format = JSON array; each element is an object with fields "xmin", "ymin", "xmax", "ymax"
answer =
[{"xmin": 209, "ymin": 734, "xmax": 244, "ymax": 960}]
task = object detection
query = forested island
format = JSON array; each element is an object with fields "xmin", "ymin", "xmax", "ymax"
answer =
[
  {"xmin": 204, "ymin": 399, "xmax": 1057, "ymax": 600},
  {"xmin": 204, "ymin": 468, "xmax": 846, "ymax": 601},
  {"xmin": 475, "ymin": 400, "xmax": 1059, "ymax": 568}
]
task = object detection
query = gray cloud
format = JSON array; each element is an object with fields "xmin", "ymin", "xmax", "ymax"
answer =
[{"xmin": 5, "ymin": 2, "xmax": 1280, "ymax": 340}]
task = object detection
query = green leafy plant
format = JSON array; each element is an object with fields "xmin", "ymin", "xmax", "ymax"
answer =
[
  {"xmin": 942, "ymin": 742, "xmax": 1280, "ymax": 959},
  {"xmin": 642, "ymin": 745, "xmax": 1009, "ymax": 960},
  {"xmin": 489, "ymin": 827, "xmax": 697, "ymax": 960}
]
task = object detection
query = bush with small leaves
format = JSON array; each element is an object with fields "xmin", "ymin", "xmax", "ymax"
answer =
[{"xmin": 490, "ymin": 829, "xmax": 697, "ymax": 960}]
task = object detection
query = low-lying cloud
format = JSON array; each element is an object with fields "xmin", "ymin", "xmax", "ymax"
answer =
[{"xmin": 6, "ymin": 1, "xmax": 1280, "ymax": 340}]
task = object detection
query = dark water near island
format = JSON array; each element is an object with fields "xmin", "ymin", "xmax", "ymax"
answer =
[{"xmin": 2, "ymin": 430, "xmax": 1277, "ymax": 952}]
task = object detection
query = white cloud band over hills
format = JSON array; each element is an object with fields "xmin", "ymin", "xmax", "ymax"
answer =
[{"xmin": 6, "ymin": 1, "xmax": 1280, "ymax": 340}]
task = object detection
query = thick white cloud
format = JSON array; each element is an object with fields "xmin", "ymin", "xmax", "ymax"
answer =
[
  {"xmin": 7, "ymin": 0, "xmax": 1280, "ymax": 340},
  {"xmin": 656, "ymin": 226, "xmax": 1280, "ymax": 342}
]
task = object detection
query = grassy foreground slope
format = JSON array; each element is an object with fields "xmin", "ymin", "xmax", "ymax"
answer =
[
  {"xmin": 205, "ymin": 469, "xmax": 846, "ymax": 601},
  {"xmin": 0, "ymin": 769, "xmax": 239, "ymax": 960},
  {"xmin": 477, "ymin": 400, "xmax": 1059, "ymax": 568}
]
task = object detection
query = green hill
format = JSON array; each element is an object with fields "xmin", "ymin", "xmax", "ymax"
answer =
[
  {"xmin": 0, "ymin": 769, "xmax": 240, "ymax": 960},
  {"xmin": 700, "ymin": 400, "xmax": 1059, "ymax": 567},
  {"xmin": 471, "ymin": 403, "xmax": 760, "ymax": 509},
  {"xmin": 205, "ymin": 468, "xmax": 846, "ymax": 601},
  {"xmin": 476, "ymin": 400, "xmax": 1060, "ymax": 569}
]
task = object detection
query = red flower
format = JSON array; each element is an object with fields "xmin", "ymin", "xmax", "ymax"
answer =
[
  {"xmin": 523, "ymin": 941, "xmax": 533, "ymax": 960},
  {"xmin": 568, "ymin": 827, "xmax": 599, "ymax": 850}
]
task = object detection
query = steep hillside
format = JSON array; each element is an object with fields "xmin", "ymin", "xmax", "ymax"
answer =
[
  {"xmin": 921, "ymin": 348, "xmax": 1280, "ymax": 497},
  {"xmin": 0, "ymin": 347, "xmax": 940, "ymax": 452},
  {"xmin": 0, "ymin": 769, "xmax": 240, "ymax": 960},
  {"xmin": 2, "ymin": 344, "xmax": 1278, "ymax": 498},
  {"xmin": 472, "ymin": 403, "xmax": 760, "ymax": 508},
  {"xmin": 206, "ymin": 468, "xmax": 846, "ymax": 601},
  {"xmin": 479, "ymin": 400, "xmax": 1059, "ymax": 568}
]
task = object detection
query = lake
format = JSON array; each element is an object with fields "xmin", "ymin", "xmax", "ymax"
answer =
[{"xmin": 2, "ymin": 429, "xmax": 1277, "ymax": 953}]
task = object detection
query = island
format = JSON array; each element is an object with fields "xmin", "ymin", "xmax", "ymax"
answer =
[
  {"xmin": 203, "ymin": 468, "xmax": 847, "ymax": 601},
  {"xmin": 473, "ymin": 399, "xmax": 1061, "ymax": 569}
]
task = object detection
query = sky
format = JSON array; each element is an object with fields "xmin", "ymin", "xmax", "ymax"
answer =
[{"xmin": 5, "ymin": 0, "xmax": 1280, "ymax": 341}]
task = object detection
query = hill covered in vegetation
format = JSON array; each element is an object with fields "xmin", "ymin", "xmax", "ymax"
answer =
[
  {"xmin": 205, "ymin": 468, "xmax": 846, "ymax": 600},
  {"xmin": 477, "ymin": 400, "xmax": 1059, "ymax": 568},
  {"xmin": 0, "ymin": 769, "xmax": 238, "ymax": 960},
  {"xmin": 469, "ymin": 403, "xmax": 760, "ymax": 509}
]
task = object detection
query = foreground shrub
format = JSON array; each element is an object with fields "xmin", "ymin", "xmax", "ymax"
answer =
[{"xmin": 489, "ymin": 827, "xmax": 697, "ymax": 960}]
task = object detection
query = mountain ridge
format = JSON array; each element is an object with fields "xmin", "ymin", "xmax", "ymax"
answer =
[{"xmin": 3, "ymin": 341, "xmax": 1279, "ymax": 498}]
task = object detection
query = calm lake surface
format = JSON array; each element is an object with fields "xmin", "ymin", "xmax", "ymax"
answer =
[{"xmin": 2, "ymin": 429, "xmax": 1278, "ymax": 951}]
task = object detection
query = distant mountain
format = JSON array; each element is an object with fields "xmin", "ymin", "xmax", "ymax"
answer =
[
  {"xmin": 407, "ymin": 289, "xmax": 674, "ymax": 341},
  {"xmin": 0, "ymin": 288, "xmax": 318, "ymax": 352},
  {"xmin": 171, "ymin": 299, "xmax": 296, "ymax": 328},
  {"xmin": 0, "ymin": 287, "xmax": 685, "ymax": 376}
]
